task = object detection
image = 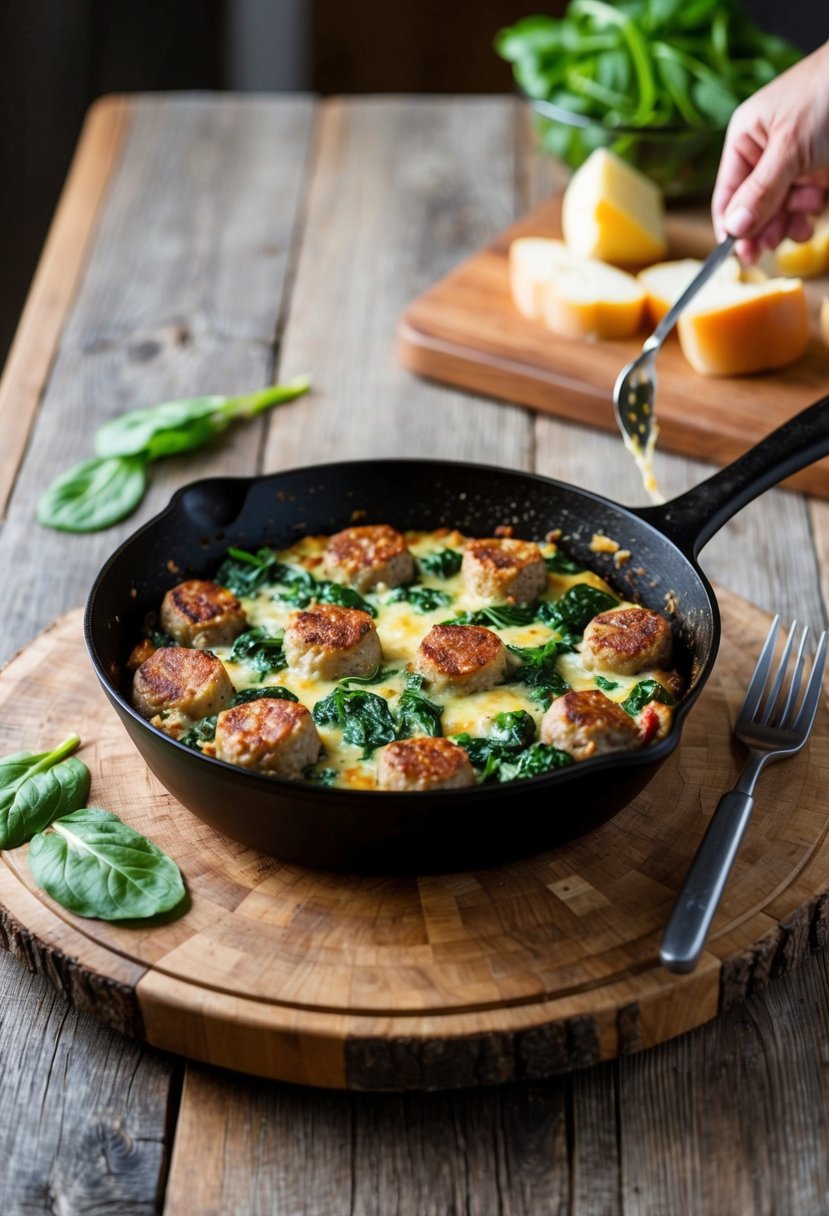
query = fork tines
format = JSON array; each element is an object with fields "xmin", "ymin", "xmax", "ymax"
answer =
[{"xmin": 742, "ymin": 616, "xmax": 828, "ymax": 735}]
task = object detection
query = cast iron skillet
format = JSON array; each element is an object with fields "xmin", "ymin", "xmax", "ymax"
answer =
[{"xmin": 85, "ymin": 394, "xmax": 829, "ymax": 871}]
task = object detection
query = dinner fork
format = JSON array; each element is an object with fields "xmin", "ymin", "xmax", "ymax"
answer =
[
  {"xmin": 612, "ymin": 234, "xmax": 736, "ymax": 494},
  {"xmin": 660, "ymin": 616, "xmax": 828, "ymax": 974}
]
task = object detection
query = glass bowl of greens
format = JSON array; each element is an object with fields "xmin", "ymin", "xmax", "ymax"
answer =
[{"xmin": 496, "ymin": 1, "xmax": 801, "ymax": 201}]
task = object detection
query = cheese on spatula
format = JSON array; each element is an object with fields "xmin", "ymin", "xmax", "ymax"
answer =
[
  {"xmin": 509, "ymin": 237, "xmax": 645, "ymax": 339},
  {"xmin": 677, "ymin": 278, "xmax": 810, "ymax": 376},
  {"xmin": 562, "ymin": 149, "xmax": 668, "ymax": 266}
]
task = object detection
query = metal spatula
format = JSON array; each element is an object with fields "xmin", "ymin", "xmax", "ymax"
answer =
[{"xmin": 613, "ymin": 234, "xmax": 736, "ymax": 491}]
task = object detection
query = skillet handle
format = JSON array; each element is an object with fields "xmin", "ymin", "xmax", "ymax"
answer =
[{"xmin": 636, "ymin": 393, "xmax": 829, "ymax": 559}]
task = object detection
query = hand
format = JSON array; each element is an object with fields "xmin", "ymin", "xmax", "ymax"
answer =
[{"xmin": 712, "ymin": 40, "xmax": 829, "ymax": 262}]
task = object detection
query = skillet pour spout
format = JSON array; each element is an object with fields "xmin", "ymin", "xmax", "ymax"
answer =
[{"xmin": 84, "ymin": 393, "xmax": 829, "ymax": 871}]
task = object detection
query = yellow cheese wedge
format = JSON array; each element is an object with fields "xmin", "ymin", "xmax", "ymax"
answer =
[
  {"xmin": 677, "ymin": 278, "xmax": 809, "ymax": 376},
  {"xmin": 561, "ymin": 148, "xmax": 668, "ymax": 266},
  {"xmin": 821, "ymin": 296, "xmax": 829, "ymax": 347},
  {"xmin": 775, "ymin": 216, "xmax": 829, "ymax": 277},
  {"xmin": 509, "ymin": 237, "xmax": 644, "ymax": 339},
  {"xmin": 637, "ymin": 256, "xmax": 742, "ymax": 325}
]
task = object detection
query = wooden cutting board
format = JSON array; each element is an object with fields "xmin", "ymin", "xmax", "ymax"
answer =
[
  {"xmin": 1, "ymin": 598, "xmax": 828, "ymax": 1091},
  {"xmin": 399, "ymin": 198, "xmax": 829, "ymax": 498}
]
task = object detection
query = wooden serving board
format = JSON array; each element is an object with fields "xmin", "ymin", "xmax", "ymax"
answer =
[
  {"xmin": 1, "ymin": 598, "xmax": 828, "ymax": 1091},
  {"xmin": 399, "ymin": 197, "xmax": 829, "ymax": 498}
]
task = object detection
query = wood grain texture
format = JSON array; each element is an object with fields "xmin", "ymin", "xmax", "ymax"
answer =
[
  {"xmin": 0, "ymin": 954, "xmax": 177, "ymax": 1215},
  {"xmin": 1, "ymin": 597, "xmax": 827, "ymax": 1092},
  {"xmin": 399, "ymin": 195, "xmax": 829, "ymax": 497},
  {"xmin": 0, "ymin": 94, "xmax": 315, "ymax": 659},
  {"xmin": 267, "ymin": 98, "xmax": 533, "ymax": 470},
  {"xmin": 0, "ymin": 95, "xmax": 130, "ymax": 522}
]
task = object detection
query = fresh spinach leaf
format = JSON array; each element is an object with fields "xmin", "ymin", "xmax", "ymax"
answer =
[
  {"xmin": 386, "ymin": 584, "xmax": 453, "ymax": 613},
  {"xmin": 418, "ymin": 549, "xmax": 463, "ymax": 578},
  {"xmin": 39, "ymin": 377, "xmax": 311, "ymax": 533},
  {"xmin": 28, "ymin": 807, "xmax": 186, "ymax": 921},
  {"xmin": 395, "ymin": 673, "xmax": 443, "ymax": 739},
  {"xmin": 0, "ymin": 736, "xmax": 87, "ymax": 850},
  {"xmin": 36, "ymin": 455, "xmax": 148, "ymax": 533},
  {"xmin": 0, "ymin": 758, "xmax": 90, "ymax": 851},
  {"xmin": 312, "ymin": 687, "xmax": 397, "ymax": 758},
  {"xmin": 94, "ymin": 377, "xmax": 311, "ymax": 461},
  {"xmin": 621, "ymin": 679, "xmax": 677, "ymax": 715},
  {"xmin": 229, "ymin": 627, "xmax": 287, "ymax": 679}
]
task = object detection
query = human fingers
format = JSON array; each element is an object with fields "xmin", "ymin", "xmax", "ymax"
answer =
[{"xmin": 722, "ymin": 134, "xmax": 804, "ymax": 242}]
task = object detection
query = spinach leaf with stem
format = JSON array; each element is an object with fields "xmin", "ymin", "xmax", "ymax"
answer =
[
  {"xmin": 0, "ymin": 736, "xmax": 90, "ymax": 850},
  {"xmin": 446, "ymin": 604, "xmax": 538, "ymax": 628},
  {"xmin": 216, "ymin": 548, "xmax": 287, "ymax": 596},
  {"xmin": 94, "ymin": 376, "xmax": 312, "ymax": 460},
  {"xmin": 28, "ymin": 807, "xmax": 186, "ymax": 921},
  {"xmin": 38, "ymin": 376, "xmax": 311, "ymax": 534},
  {"xmin": 507, "ymin": 639, "xmax": 571, "ymax": 709}
]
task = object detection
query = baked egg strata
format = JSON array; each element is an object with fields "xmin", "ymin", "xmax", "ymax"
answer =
[{"xmin": 130, "ymin": 528, "xmax": 683, "ymax": 789}]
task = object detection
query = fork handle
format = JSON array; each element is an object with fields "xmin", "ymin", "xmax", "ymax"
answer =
[{"xmin": 659, "ymin": 789, "xmax": 754, "ymax": 973}]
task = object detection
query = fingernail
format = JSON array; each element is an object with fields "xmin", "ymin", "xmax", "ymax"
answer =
[{"xmin": 725, "ymin": 206, "xmax": 755, "ymax": 237}]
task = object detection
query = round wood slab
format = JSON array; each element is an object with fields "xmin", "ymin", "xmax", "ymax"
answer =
[{"xmin": 1, "ymin": 593, "xmax": 828, "ymax": 1091}]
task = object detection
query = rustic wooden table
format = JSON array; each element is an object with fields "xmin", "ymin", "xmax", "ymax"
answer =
[{"xmin": 1, "ymin": 93, "xmax": 829, "ymax": 1215}]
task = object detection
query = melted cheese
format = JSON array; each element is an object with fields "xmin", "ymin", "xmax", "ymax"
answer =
[{"xmin": 187, "ymin": 530, "xmax": 679, "ymax": 789}]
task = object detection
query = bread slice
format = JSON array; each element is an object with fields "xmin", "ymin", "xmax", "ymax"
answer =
[
  {"xmin": 638, "ymin": 256, "xmax": 742, "ymax": 325},
  {"xmin": 509, "ymin": 237, "xmax": 645, "ymax": 339},
  {"xmin": 562, "ymin": 149, "xmax": 668, "ymax": 266},
  {"xmin": 775, "ymin": 215, "xmax": 829, "ymax": 277},
  {"xmin": 677, "ymin": 278, "xmax": 809, "ymax": 376}
]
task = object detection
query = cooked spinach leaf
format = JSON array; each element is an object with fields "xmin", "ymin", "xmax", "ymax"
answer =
[
  {"xmin": 507, "ymin": 640, "xmax": 571, "ymax": 709},
  {"xmin": 386, "ymin": 584, "xmax": 453, "ymax": 613},
  {"xmin": 229, "ymin": 627, "xmax": 287, "ymax": 679},
  {"xmin": 621, "ymin": 678, "xmax": 677, "ymax": 715},
  {"xmin": 272, "ymin": 566, "xmax": 377, "ymax": 617},
  {"xmin": 545, "ymin": 551, "xmax": 585, "ymax": 575},
  {"xmin": 304, "ymin": 766, "xmax": 337, "ymax": 786},
  {"xmin": 418, "ymin": 549, "xmax": 463, "ymax": 578},
  {"xmin": 28, "ymin": 807, "xmax": 186, "ymax": 921},
  {"xmin": 216, "ymin": 547, "xmax": 286, "ymax": 595},
  {"xmin": 338, "ymin": 668, "xmax": 399, "ymax": 687},
  {"xmin": 537, "ymin": 584, "xmax": 619, "ymax": 636},
  {"xmin": 488, "ymin": 709, "xmax": 536, "ymax": 750},
  {"xmin": 395, "ymin": 673, "xmax": 443, "ymax": 739},
  {"xmin": 180, "ymin": 716, "xmax": 218, "ymax": 748},
  {"xmin": 312, "ymin": 687, "xmax": 397, "ymax": 758},
  {"xmin": 595, "ymin": 674, "xmax": 620, "ymax": 691},
  {"xmin": 447, "ymin": 604, "xmax": 538, "ymax": 628},
  {"xmin": 454, "ymin": 715, "xmax": 572, "ymax": 783},
  {"xmin": 231, "ymin": 686, "xmax": 299, "ymax": 705}
]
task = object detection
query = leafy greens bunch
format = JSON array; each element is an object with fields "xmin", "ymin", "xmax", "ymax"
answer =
[
  {"xmin": 0, "ymin": 735, "xmax": 185, "ymax": 920},
  {"xmin": 37, "ymin": 376, "xmax": 311, "ymax": 533},
  {"xmin": 495, "ymin": 0, "xmax": 801, "ymax": 193}
]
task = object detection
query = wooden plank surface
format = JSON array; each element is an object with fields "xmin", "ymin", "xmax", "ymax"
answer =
[{"xmin": 0, "ymin": 93, "xmax": 828, "ymax": 1215}]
